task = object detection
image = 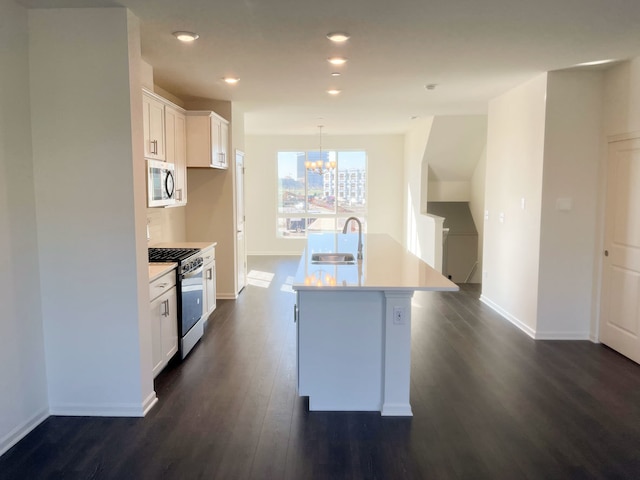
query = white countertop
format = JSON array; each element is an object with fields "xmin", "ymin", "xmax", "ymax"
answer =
[
  {"xmin": 148, "ymin": 262, "xmax": 177, "ymax": 283},
  {"xmin": 292, "ymin": 233, "xmax": 459, "ymax": 292}
]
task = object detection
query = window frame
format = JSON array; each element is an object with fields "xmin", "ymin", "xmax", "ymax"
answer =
[{"xmin": 276, "ymin": 149, "xmax": 368, "ymax": 238}]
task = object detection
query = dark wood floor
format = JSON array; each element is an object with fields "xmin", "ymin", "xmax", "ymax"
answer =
[{"xmin": 2, "ymin": 256, "xmax": 640, "ymax": 479}]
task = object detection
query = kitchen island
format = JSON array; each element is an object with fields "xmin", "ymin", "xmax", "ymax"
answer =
[{"xmin": 292, "ymin": 233, "xmax": 458, "ymax": 416}]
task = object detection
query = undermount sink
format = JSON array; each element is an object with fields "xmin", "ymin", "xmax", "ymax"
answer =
[{"xmin": 311, "ymin": 252, "xmax": 356, "ymax": 264}]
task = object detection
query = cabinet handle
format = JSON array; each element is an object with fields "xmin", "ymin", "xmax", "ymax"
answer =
[
  {"xmin": 207, "ymin": 268, "xmax": 212, "ymax": 280},
  {"xmin": 151, "ymin": 139, "xmax": 158, "ymax": 154},
  {"xmin": 176, "ymin": 189, "xmax": 182, "ymax": 201},
  {"xmin": 165, "ymin": 299, "xmax": 170, "ymax": 316},
  {"xmin": 157, "ymin": 282, "xmax": 168, "ymax": 289},
  {"xmin": 293, "ymin": 304, "xmax": 298, "ymax": 323}
]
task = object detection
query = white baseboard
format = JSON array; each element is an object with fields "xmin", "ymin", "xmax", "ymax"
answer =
[
  {"xmin": 480, "ymin": 295, "xmax": 594, "ymax": 341},
  {"xmin": 49, "ymin": 398, "xmax": 152, "ymax": 417},
  {"xmin": 142, "ymin": 392, "xmax": 158, "ymax": 416},
  {"xmin": 217, "ymin": 292, "xmax": 238, "ymax": 300},
  {"xmin": 0, "ymin": 408, "xmax": 49, "ymax": 457},
  {"xmin": 480, "ymin": 295, "xmax": 536, "ymax": 339},
  {"xmin": 381, "ymin": 403, "xmax": 413, "ymax": 417},
  {"xmin": 534, "ymin": 331, "xmax": 591, "ymax": 340}
]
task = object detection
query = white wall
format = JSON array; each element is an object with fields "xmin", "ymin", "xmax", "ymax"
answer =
[
  {"xmin": 29, "ymin": 8, "xmax": 154, "ymax": 416},
  {"xmin": 603, "ymin": 58, "xmax": 640, "ymax": 136},
  {"xmin": 536, "ymin": 70, "xmax": 603, "ymax": 339},
  {"xmin": 404, "ymin": 118, "xmax": 436, "ymax": 262},
  {"xmin": 424, "ymin": 115, "xmax": 487, "ymax": 204},
  {"xmin": 481, "ymin": 74, "xmax": 547, "ymax": 336},
  {"xmin": 469, "ymin": 146, "xmax": 487, "ymax": 283},
  {"xmin": 244, "ymin": 134, "xmax": 404, "ymax": 255},
  {"xmin": 0, "ymin": 0, "xmax": 49, "ymax": 456},
  {"xmin": 146, "ymin": 207, "xmax": 187, "ymax": 244},
  {"xmin": 426, "ymin": 181, "xmax": 471, "ymax": 201}
]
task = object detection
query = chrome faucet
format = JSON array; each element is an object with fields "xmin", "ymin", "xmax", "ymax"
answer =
[{"xmin": 342, "ymin": 216, "xmax": 363, "ymax": 260}]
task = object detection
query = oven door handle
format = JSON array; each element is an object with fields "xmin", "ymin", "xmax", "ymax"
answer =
[{"xmin": 184, "ymin": 265, "xmax": 204, "ymax": 278}]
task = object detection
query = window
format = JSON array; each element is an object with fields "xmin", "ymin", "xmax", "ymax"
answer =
[{"xmin": 277, "ymin": 150, "xmax": 367, "ymax": 237}]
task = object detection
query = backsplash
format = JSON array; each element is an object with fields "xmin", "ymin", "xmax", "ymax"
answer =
[{"xmin": 147, "ymin": 207, "xmax": 187, "ymax": 245}]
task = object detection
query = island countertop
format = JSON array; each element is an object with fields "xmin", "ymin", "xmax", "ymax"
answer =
[{"xmin": 292, "ymin": 233, "xmax": 459, "ymax": 292}]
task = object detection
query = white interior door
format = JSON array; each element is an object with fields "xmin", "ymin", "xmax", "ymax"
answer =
[
  {"xmin": 235, "ymin": 150, "xmax": 247, "ymax": 293},
  {"xmin": 600, "ymin": 137, "xmax": 640, "ymax": 364}
]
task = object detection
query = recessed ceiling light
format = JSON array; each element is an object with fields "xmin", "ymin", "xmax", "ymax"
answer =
[
  {"xmin": 327, "ymin": 89, "xmax": 341, "ymax": 95},
  {"xmin": 425, "ymin": 83, "xmax": 437, "ymax": 90},
  {"xmin": 173, "ymin": 31, "xmax": 199, "ymax": 42},
  {"xmin": 327, "ymin": 32, "xmax": 350, "ymax": 43},
  {"xmin": 223, "ymin": 77, "xmax": 240, "ymax": 84},
  {"xmin": 328, "ymin": 57, "xmax": 347, "ymax": 66},
  {"xmin": 575, "ymin": 59, "xmax": 616, "ymax": 67},
  {"xmin": 331, "ymin": 72, "xmax": 341, "ymax": 77}
]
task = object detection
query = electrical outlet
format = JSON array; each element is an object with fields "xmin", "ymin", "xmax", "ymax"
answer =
[{"xmin": 393, "ymin": 306, "xmax": 405, "ymax": 325}]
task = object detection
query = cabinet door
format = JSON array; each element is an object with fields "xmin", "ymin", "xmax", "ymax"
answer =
[
  {"xmin": 143, "ymin": 94, "xmax": 165, "ymax": 160},
  {"xmin": 150, "ymin": 294, "xmax": 165, "ymax": 377},
  {"xmin": 186, "ymin": 113, "xmax": 213, "ymax": 168},
  {"xmin": 203, "ymin": 260, "xmax": 216, "ymax": 318},
  {"xmin": 161, "ymin": 287, "xmax": 178, "ymax": 363},
  {"xmin": 219, "ymin": 121, "xmax": 229, "ymax": 168},
  {"xmin": 166, "ymin": 106, "xmax": 187, "ymax": 205},
  {"xmin": 210, "ymin": 115, "xmax": 222, "ymax": 167}
]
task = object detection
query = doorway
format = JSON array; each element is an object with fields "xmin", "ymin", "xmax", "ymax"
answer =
[{"xmin": 600, "ymin": 137, "xmax": 640, "ymax": 364}]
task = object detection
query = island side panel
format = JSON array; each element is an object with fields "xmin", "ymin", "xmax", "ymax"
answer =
[
  {"xmin": 297, "ymin": 290, "xmax": 384, "ymax": 411},
  {"xmin": 381, "ymin": 291, "xmax": 414, "ymax": 416}
]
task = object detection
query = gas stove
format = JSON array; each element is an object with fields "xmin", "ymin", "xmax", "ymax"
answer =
[
  {"xmin": 148, "ymin": 247, "xmax": 200, "ymax": 263},
  {"xmin": 148, "ymin": 247, "xmax": 203, "ymax": 276}
]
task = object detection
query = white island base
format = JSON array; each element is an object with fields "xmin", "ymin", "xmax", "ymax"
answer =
[
  {"xmin": 293, "ymin": 233, "xmax": 458, "ymax": 417},
  {"xmin": 297, "ymin": 289, "xmax": 414, "ymax": 416}
]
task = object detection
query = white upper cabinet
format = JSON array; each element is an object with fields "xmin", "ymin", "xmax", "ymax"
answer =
[
  {"xmin": 165, "ymin": 105, "xmax": 188, "ymax": 205},
  {"xmin": 142, "ymin": 91, "xmax": 166, "ymax": 160},
  {"xmin": 186, "ymin": 111, "xmax": 230, "ymax": 169}
]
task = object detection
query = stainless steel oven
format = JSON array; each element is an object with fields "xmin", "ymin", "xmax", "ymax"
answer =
[
  {"xmin": 178, "ymin": 256, "xmax": 204, "ymax": 358},
  {"xmin": 148, "ymin": 247, "xmax": 205, "ymax": 359}
]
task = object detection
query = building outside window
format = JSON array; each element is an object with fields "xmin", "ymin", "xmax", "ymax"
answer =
[{"xmin": 277, "ymin": 150, "xmax": 367, "ymax": 237}]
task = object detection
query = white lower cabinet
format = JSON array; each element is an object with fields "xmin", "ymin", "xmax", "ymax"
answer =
[
  {"xmin": 149, "ymin": 269, "xmax": 178, "ymax": 378},
  {"xmin": 201, "ymin": 246, "xmax": 216, "ymax": 320}
]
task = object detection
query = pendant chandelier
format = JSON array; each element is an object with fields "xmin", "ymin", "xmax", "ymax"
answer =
[{"xmin": 305, "ymin": 125, "xmax": 336, "ymax": 174}]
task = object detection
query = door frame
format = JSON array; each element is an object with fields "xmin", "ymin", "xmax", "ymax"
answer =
[
  {"xmin": 235, "ymin": 149, "xmax": 247, "ymax": 293},
  {"xmin": 595, "ymin": 131, "xmax": 640, "ymax": 343}
]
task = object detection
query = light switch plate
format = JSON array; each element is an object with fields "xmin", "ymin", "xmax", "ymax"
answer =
[{"xmin": 556, "ymin": 198, "xmax": 573, "ymax": 211}]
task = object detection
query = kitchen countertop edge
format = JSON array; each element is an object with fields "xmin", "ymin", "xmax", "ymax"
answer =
[
  {"xmin": 292, "ymin": 233, "xmax": 459, "ymax": 292},
  {"xmin": 149, "ymin": 262, "xmax": 178, "ymax": 283}
]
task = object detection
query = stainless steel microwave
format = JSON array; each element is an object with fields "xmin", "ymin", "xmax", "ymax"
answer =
[{"xmin": 147, "ymin": 159, "xmax": 176, "ymax": 207}]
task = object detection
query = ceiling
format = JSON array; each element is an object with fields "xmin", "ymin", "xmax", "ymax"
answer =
[{"xmin": 18, "ymin": 0, "xmax": 640, "ymax": 135}]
